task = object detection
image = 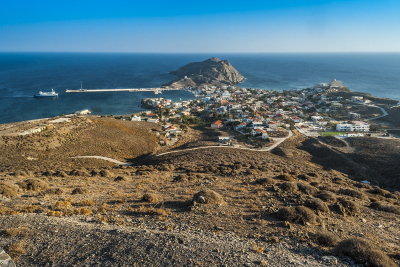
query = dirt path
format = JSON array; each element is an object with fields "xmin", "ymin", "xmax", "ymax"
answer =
[
  {"xmin": 70, "ymin": 156, "xmax": 132, "ymax": 165},
  {"xmin": 156, "ymin": 130, "xmax": 292, "ymax": 157}
]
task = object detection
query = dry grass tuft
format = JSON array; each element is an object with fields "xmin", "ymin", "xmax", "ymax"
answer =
[
  {"xmin": 370, "ymin": 202, "xmax": 400, "ymax": 215},
  {"xmin": 255, "ymin": 177, "xmax": 276, "ymax": 186},
  {"xmin": 275, "ymin": 173, "xmax": 294, "ymax": 182},
  {"xmin": 0, "ymin": 182, "xmax": 18, "ymax": 198},
  {"xmin": 72, "ymin": 187, "xmax": 89, "ymax": 195},
  {"xmin": 369, "ymin": 187, "xmax": 390, "ymax": 196},
  {"xmin": 339, "ymin": 188, "xmax": 368, "ymax": 200},
  {"xmin": 304, "ymin": 198, "xmax": 330, "ymax": 213},
  {"xmin": 335, "ymin": 198, "xmax": 360, "ymax": 216},
  {"xmin": 114, "ymin": 176, "xmax": 128, "ymax": 182},
  {"xmin": 277, "ymin": 206, "xmax": 319, "ymax": 225},
  {"xmin": 316, "ymin": 232, "xmax": 340, "ymax": 247},
  {"xmin": 78, "ymin": 199, "xmax": 95, "ymax": 206},
  {"xmin": 193, "ymin": 189, "xmax": 224, "ymax": 205},
  {"xmin": 280, "ymin": 182, "xmax": 298, "ymax": 192},
  {"xmin": 142, "ymin": 193, "xmax": 159, "ymax": 203},
  {"xmin": 53, "ymin": 201, "xmax": 72, "ymax": 210},
  {"xmin": 46, "ymin": 188, "xmax": 64, "ymax": 195},
  {"xmin": 297, "ymin": 182, "xmax": 318, "ymax": 196},
  {"xmin": 5, "ymin": 242, "xmax": 26, "ymax": 258},
  {"xmin": 316, "ymin": 190, "xmax": 337, "ymax": 202},
  {"xmin": 99, "ymin": 169, "xmax": 113, "ymax": 177},
  {"xmin": 334, "ymin": 238, "xmax": 397, "ymax": 267},
  {"xmin": 2, "ymin": 227, "xmax": 30, "ymax": 237},
  {"xmin": 74, "ymin": 208, "xmax": 92, "ymax": 215},
  {"xmin": 17, "ymin": 178, "xmax": 48, "ymax": 191}
]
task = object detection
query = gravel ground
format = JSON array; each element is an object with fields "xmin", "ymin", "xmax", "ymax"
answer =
[{"xmin": 1, "ymin": 214, "xmax": 351, "ymax": 267}]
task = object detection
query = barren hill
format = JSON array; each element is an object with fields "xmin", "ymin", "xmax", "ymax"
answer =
[
  {"xmin": 164, "ymin": 57, "xmax": 245, "ymax": 88},
  {"xmin": 1, "ymin": 117, "xmax": 400, "ymax": 266}
]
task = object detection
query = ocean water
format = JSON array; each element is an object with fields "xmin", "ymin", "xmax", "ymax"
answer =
[{"xmin": 0, "ymin": 52, "xmax": 400, "ymax": 124}]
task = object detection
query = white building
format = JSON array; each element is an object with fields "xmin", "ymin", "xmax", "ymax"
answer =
[
  {"xmin": 131, "ymin": 115, "xmax": 141, "ymax": 121},
  {"xmin": 336, "ymin": 121, "xmax": 369, "ymax": 132},
  {"xmin": 330, "ymin": 79, "xmax": 343, "ymax": 88}
]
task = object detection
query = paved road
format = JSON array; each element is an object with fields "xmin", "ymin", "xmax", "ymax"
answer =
[
  {"xmin": 70, "ymin": 156, "xmax": 132, "ymax": 165},
  {"xmin": 156, "ymin": 130, "xmax": 292, "ymax": 157}
]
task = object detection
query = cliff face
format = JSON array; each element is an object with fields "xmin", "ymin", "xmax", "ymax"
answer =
[{"xmin": 164, "ymin": 57, "xmax": 244, "ymax": 88}]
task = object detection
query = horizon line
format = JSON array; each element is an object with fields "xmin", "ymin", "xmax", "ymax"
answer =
[{"xmin": 1, "ymin": 51, "xmax": 400, "ymax": 54}]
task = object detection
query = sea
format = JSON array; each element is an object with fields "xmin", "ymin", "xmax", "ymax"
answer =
[{"xmin": 1, "ymin": 52, "xmax": 400, "ymax": 124}]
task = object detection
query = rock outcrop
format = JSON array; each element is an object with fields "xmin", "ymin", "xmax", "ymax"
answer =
[{"xmin": 164, "ymin": 57, "xmax": 244, "ymax": 88}]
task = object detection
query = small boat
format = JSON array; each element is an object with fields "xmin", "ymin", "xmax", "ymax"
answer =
[{"xmin": 34, "ymin": 89, "xmax": 58, "ymax": 98}]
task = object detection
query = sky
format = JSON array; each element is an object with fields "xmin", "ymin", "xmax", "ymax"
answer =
[{"xmin": 0, "ymin": 0, "xmax": 400, "ymax": 53}]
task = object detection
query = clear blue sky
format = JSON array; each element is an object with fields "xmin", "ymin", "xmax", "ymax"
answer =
[{"xmin": 1, "ymin": 0, "xmax": 399, "ymax": 53}]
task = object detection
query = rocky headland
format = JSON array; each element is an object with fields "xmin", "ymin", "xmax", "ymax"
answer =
[{"xmin": 163, "ymin": 57, "xmax": 245, "ymax": 88}]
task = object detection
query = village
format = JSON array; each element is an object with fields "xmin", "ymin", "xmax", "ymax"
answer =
[{"xmin": 134, "ymin": 79, "xmax": 398, "ymax": 147}]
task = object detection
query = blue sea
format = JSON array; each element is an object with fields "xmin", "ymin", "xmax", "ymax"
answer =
[{"xmin": 1, "ymin": 52, "xmax": 400, "ymax": 124}]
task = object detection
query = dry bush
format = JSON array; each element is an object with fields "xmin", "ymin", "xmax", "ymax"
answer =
[
  {"xmin": 280, "ymin": 182, "xmax": 298, "ymax": 192},
  {"xmin": 369, "ymin": 202, "xmax": 400, "ymax": 215},
  {"xmin": 47, "ymin": 211, "xmax": 63, "ymax": 217},
  {"xmin": 297, "ymin": 183, "xmax": 318, "ymax": 196},
  {"xmin": 74, "ymin": 208, "xmax": 92, "ymax": 215},
  {"xmin": 53, "ymin": 201, "xmax": 72, "ymax": 210},
  {"xmin": 369, "ymin": 187, "xmax": 390, "ymax": 196},
  {"xmin": 318, "ymin": 184, "xmax": 338, "ymax": 193},
  {"xmin": 255, "ymin": 177, "xmax": 276, "ymax": 186},
  {"xmin": 316, "ymin": 232, "xmax": 340, "ymax": 247},
  {"xmin": 304, "ymin": 198, "xmax": 329, "ymax": 213},
  {"xmin": 275, "ymin": 173, "xmax": 294, "ymax": 182},
  {"xmin": 53, "ymin": 171, "xmax": 68, "ymax": 177},
  {"xmin": 142, "ymin": 193, "xmax": 159, "ymax": 203},
  {"xmin": 332, "ymin": 177, "xmax": 348, "ymax": 186},
  {"xmin": 277, "ymin": 206, "xmax": 319, "ymax": 224},
  {"xmin": 5, "ymin": 242, "xmax": 26, "ymax": 258},
  {"xmin": 316, "ymin": 190, "xmax": 337, "ymax": 202},
  {"xmin": 17, "ymin": 179, "xmax": 48, "ymax": 191},
  {"xmin": 2, "ymin": 227, "xmax": 30, "ymax": 237},
  {"xmin": 193, "ymin": 189, "xmax": 224, "ymax": 204},
  {"xmin": 78, "ymin": 199, "xmax": 95, "ymax": 206},
  {"xmin": 100, "ymin": 169, "xmax": 113, "ymax": 177},
  {"xmin": 298, "ymin": 174, "xmax": 314, "ymax": 182},
  {"xmin": 173, "ymin": 174, "xmax": 188, "ymax": 183},
  {"xmin": 0, "ymin": 182, "xmax": 18, "ymax": 198},
  {"xmin": 334, "ymin": 238, "xmax": 397, "ymax": 267},
  {"xmin": 335, "ymin": 198, "xmax": 360, "ymax": 216},
  {"xmin": 114, "ymin": 176, "xmax": 128, "ymax": 182},
  {"xmin": 70, "ymin": 169, "xmax": 90, "ymax": 177},
  {"xmin": 72, "ymin": 187, "xmax": 89, "ymax": 195},
  {"xmin": 339, "ymin": 188, "xmax": 368, "ymax": 200},
  {"xmin": 46, "ymin": 188, "xmax": 64, "ymax": 195},
  {"xmin": 12, "ymin": 170, "xmax": 27, "ymax": 177}
]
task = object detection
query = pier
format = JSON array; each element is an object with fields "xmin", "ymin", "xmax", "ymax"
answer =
[{"xmin": 65, "ymin": 88, "xmax": 182, "ymax": 93}]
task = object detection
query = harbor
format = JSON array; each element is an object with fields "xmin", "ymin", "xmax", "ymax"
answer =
[{"xmin": 65, "ymin": 88, "xmax": 182, "ymax": 93}]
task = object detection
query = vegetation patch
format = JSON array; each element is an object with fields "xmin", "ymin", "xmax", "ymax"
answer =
[
  {"xmin": 193, "ymin": 189, "xmax": 224, "ymax": 205},
  {"xmin": 0, "ymin": 182, "xmax": 18, "ymax": 198},
  {"xmin": 17, "ymin": 178, "xmax": 48, "ymax": 191},
  {"xmin": 277, "ymin": 206, "xmax": 319, "ymax": 225}
]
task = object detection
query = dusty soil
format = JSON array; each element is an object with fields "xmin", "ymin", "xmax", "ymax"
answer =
[{"xmin": 1, "ymin": 117, "xmax": 400, "ymax": 266}]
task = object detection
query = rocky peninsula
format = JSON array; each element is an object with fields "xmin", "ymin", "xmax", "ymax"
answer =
[{"xmin": 163, "ymin": 57, "xmax": 245, "ymax": 88}]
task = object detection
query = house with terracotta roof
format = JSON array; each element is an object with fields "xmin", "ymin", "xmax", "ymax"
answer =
[{"xmin": 211, "ymin": 120, "xmax": 223, "ymax": 128}]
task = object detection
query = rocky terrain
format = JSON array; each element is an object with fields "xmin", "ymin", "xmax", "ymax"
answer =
[
  {"xmin": 1, "ymin": 116, "xmax": 400, "ymax": 266},
  {"xmin": 164, "ymin": 57, "xmax": 245, "ymax": 88}
]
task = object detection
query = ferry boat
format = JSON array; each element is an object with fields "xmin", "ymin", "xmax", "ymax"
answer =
[{"xmin": 34, "ymin": 89, "xmax": 58, "ymax": 98}]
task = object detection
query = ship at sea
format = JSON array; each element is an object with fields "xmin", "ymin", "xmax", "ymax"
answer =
[{"xmin": 34, "ymin": 89, "xmax": 58, "ymax": 98}]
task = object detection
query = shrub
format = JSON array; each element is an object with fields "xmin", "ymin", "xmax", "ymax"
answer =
[
  {"xmin": 369, "ymin": 187, "xmax": 390, "ymax": 196},
  {"xmin": 2, "ymin": 227, "xmax": 30, "ymax": 237},
  {"xmin": 316, "ymin": 190, "xmax": 337, "ymax": 202},
  {"xmin": 18, "ymin": 179, "xmax": 48, "ymax": 191},
  {"xmin": 100, "ymin": 169, "xmax": 113, "ymax": 177},
  {"xmin": 339, "ymin": 188, "xmax": 368, "ymax": 200},
  {"xmin": 304, "ymin": 198, "xmax": 329, "ymax": 213},
  {"xmin": 255, "ymin": 177, "xmax": 276, "ymax": 185},
  {"xmin": 316, "ymin": 232, "xmax": 340, "ymax": 247},
  {"xmin": 46, "ymin": 188, "xmax": 64, "ymax": 195},
  {"xmin": 79, "ymin": 199, "xmax": 95, "ymax": 206},
  {"xmin": 114, "ymin": 176, "xmax": 128, "ymax": 182},
  {"xmin": 334, "ymin": 238, "xmax": 397, "ymax": 267},
  {"xmin": 71, "ymin": 187, "xmax": 89, "ymax": 195},
  {"xmin": 5, "ymin": 242, "xmax": 26, "ymax": 258},
  {"xmin": 173, "ymin": 174, "xmax": 188, "ymax": 183},
  {"xmin": 297, "ymin": 183, "xmax": 318, "ymax": 196},
  {"xmin": 142, "ymin": 193, "xmax": 159, "ymax": 203},
  {"xmin": 298, "ymin": 174, "xmax": 314, "ymax": 182},
  {"xmin": 369, "ymin": 202, "xmax": 400, "ymax": 215},
  {"xmin": 277, "ymin": 206, "xmax": 319, "ymax": 224},
  {"xmin": 0, "ymin": 182, "xmax": 18, "ymax": 198},
  {"xmin": 193, "ymin": 189, "xmax": 224, "ymax": 205},
  {"xmin": 280, "ymin": 182, "xmax": 298, "ymax": 192},
  {"xmin": 275, "ymin": 173, "xmax": 294, "ymax": 182},
  {"xmin": 335, "ymin": 198, "xmax": 360, "ymax": 216}
]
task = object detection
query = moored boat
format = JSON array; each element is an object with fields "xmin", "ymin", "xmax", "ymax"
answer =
[{"xmin": 34, "ymin": 89, "xmax": 58, "ymax": 98}]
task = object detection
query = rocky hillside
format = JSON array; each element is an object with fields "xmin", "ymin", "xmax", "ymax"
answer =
[{"xmin": 164, "ymin": 57, "xmax": 245, "ymax": 88}]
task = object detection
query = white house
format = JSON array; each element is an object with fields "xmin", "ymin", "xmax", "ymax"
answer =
[
  {"xmin": 336, "ymin": 121, "xmax": 369, "ymax": 132},
  {"xmin": 147, "ymin": 118, "xmax": 159, "ymax": 123},
  {"xmin": 131, "ymin": 115, "xmax": 141, "ymax": 121}
]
